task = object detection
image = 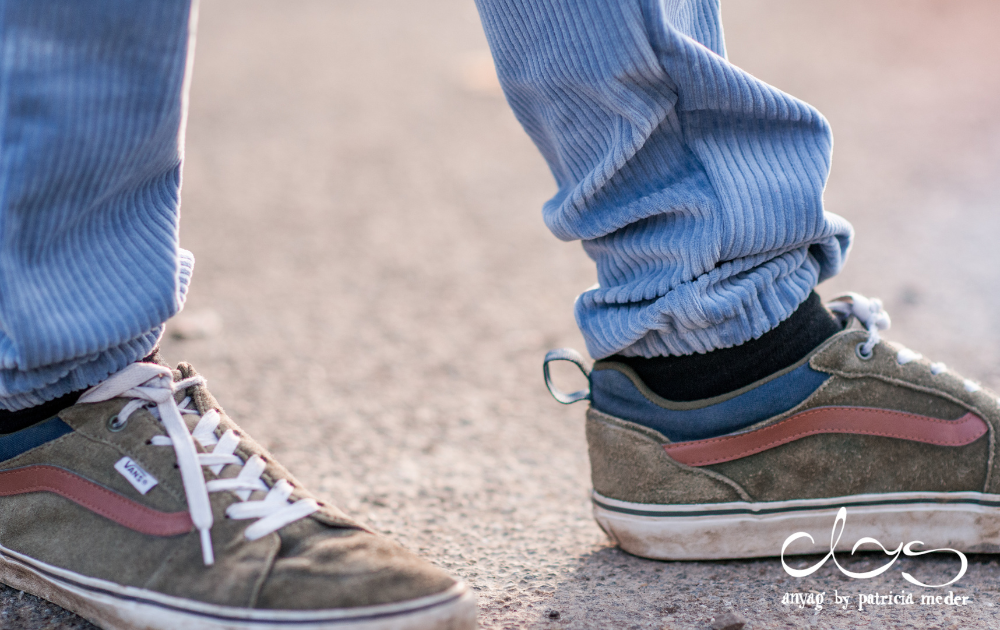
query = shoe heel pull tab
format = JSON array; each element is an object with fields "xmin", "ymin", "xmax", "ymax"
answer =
[{"xmin": 543, "ymin": 349, "xmax": 591, "ymax": 404}]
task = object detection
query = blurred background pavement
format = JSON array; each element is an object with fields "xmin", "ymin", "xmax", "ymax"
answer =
[{"xmin": 7, "ymin": 1, "xmax": 1000, "ymax": 628}]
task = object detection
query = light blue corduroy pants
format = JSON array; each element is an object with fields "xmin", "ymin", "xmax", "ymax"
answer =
[
  {"xmin": 0, "ymin": 1, "xmax": 194, "ymax": 411},
  {"xmin": 0, "ymin": 0, "xmax": 853, "ymax": 411}
]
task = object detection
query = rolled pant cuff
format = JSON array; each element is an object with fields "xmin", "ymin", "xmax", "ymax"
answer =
[
  {"xmin": 0, "ymin": 249, "xmax": 194, "ymax": 412},
  {"xmin": 578, "ymin": 248, "xmax": 825, "ymax": 359}
]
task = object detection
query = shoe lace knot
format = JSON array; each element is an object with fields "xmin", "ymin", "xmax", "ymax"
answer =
[
  {"xmin": 78, "ymin": 362, "xmax": 318, "ymax": 566},
  {"xmin": 826, "ymin": 292, "xmax": 891, "ymax": 358}
]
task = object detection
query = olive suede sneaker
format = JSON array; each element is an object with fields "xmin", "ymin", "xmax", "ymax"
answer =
[
  {"xmin": 545, "ymin": 293, "xmax": 1000, "ymax": 561},
  {"xmin": 0, "ymin": 361, "xmax": 476, "ymax": 630}
]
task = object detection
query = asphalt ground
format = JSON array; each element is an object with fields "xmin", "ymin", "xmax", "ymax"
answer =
[{"xmin": 5, "ymin": 1, "xmax": 1000, "ymax": 628}]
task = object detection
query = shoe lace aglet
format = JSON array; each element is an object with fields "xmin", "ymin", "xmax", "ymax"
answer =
[{"xmin": 200, "ymin": 528, "xmax": 215, "ymax": 566}]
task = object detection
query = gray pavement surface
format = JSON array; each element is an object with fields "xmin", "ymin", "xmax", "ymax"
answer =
[{"xmin": 6, "ymin": 0, "xmax": 1000, "ymax": 628}]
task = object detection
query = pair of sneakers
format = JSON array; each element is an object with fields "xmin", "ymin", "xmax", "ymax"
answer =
[{"xmin": 0, "ymin": 292, "xmax": 995, "ymax": 628}]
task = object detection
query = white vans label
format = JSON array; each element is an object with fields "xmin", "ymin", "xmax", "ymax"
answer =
[{"xmin": 114, "ymin": 456, "xmax": 158, "ymax": 495}]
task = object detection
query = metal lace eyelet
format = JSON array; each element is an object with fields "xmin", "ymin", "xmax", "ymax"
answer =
[
  {"xmin": 106, "ymin": 414, "xmax": 128, "ymax": 432},
  {"xmin": 855, "ymin": 342, "xmax": 874, "ymax": 361}
]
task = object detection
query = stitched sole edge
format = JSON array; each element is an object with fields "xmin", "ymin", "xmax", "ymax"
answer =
[
  {"xmin": 592, "ymin": 490, "xmax": 1000, "ymax": 560},
  {"xmin": 0, "ymin": 543, "xmax": 477, "ymax": 630}
]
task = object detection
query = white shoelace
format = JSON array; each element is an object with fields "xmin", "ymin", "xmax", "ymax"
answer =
[
  {"xmin": 826, "ymin": 292, "xmax": 891, "ymax": 358},
  {"xmin": 78, "ymin": 363, "xmax": 319, "ymax": 565},
  {"xmin": 827, "ymin": 292, "xmax": 987, "ymax": 397}
]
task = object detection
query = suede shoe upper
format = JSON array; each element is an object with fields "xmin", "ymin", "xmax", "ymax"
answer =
[{"xmin": 0, "ymin": 361, "xmax": 457, "ymax": 612}]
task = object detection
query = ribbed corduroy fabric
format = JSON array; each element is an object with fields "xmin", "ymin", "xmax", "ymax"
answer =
[
  {"xmin": 475, "ymin": 0, "xmax": 854, "ymax": 358},
  {"xmin": 0, "ymin": 1, "xmax": 195, "ymax": 410},
  {"xmin": 0, "ymin": 0, "xmax": 852, "ymax": 409}
]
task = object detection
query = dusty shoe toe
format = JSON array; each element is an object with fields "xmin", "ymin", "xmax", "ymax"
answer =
[{"xmin": 257, "ymin": 519, "xmax": 458, "ymax": 610}]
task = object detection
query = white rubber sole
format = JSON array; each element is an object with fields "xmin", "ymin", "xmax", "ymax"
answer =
[
  {"xmin": 592, "ymin": 490, "xmax": 1000, "ymax": 561},
  {"xmin": 0, "ymin": 543, "xmax": 477, "ymax": 630}
]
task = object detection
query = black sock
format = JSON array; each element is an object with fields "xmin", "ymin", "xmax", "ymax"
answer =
[
  {"xmin": 0, "ymin": 348, "xmax": 165, "ymax": 435},
  {"xmin": 607, "ymin": 292, "xmax": 841, "ymax": 401},
  {"xmin": 0, "ymin": 389, "xmax": 85, "ymax": 435}
]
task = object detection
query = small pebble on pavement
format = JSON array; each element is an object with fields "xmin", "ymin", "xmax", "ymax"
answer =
[{"xmin": 708, "ymin": 611, "xmax": 747, "ymax": 630}]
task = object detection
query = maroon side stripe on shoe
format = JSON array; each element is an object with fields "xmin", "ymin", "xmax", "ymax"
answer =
[
  {"xmin": 663, "ymin": 407, "xmax": 989, "ymax": 467},
  {"xmin": 0, "ymin": 465, "xmax": 192, "ymax": 536}
]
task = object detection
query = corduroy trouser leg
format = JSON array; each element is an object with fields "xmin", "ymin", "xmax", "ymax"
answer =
[
  {"xmin": 0, "ymin": 1, "xmax": 194, "ymax": 410},
  {"xmin": 475, "ymin": 0, "xmax": 854, "ymax": 359}
]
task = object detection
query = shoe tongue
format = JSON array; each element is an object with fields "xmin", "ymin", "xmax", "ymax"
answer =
[
  {"xmin": 174, "ymin": 362, "xmax": 219, "ymax": 417},
  {"xmin": 140, "ymin": 348, "xmax": 171, "ymax": 368}
]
